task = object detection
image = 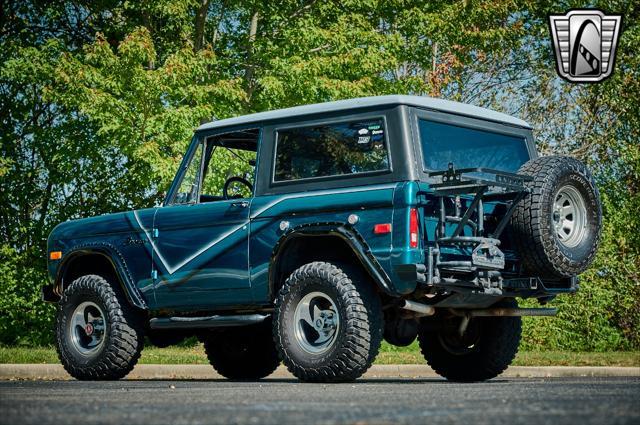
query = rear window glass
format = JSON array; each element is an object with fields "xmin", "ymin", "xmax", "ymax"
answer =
[
  {"xmin": 418, "ymin": 119, "xmax": 529, "ymax": 172},
  {"xmin": 274, "ymin": 119, "xmax": 390, "ymax": 182}
]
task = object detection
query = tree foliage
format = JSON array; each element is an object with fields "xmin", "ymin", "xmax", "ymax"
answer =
[{"xmin": 1, "ymin": 0, "xmax": 638, "ymax": 348}]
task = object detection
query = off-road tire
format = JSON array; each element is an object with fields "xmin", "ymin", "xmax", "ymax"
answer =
[
  {"xmin": 511, "ymin": 155, "xmax": 601, "ymax": 279},
  {"xmin": 418, "ymin": 299, "xmax": 521, "ymax": 382},
  {"xmin": 55, "ymin": 274, "xmax": 144, "ymax": 380},
  {"xmin": 274, "ymin": 261, "xmax": 383, "ymax": 383},
  {"xmin": 203, "ymin": 320, "xmax": 280, "ymax": 380}
]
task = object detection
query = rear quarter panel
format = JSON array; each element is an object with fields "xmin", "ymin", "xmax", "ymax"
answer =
[{"xmin": 249, "ymin": 182, "xmax": 423, "ymax": 303}]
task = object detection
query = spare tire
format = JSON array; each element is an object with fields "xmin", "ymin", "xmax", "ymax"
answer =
[{"xmin": 510, "ymin": 155, "xmax": 601, "ymax": 279}]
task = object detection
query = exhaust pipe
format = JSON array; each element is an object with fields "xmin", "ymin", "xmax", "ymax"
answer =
[
  {"xmin": 401, "ymin": 300, "xmax": 436, "ymax": 317},
  {"xmin": 400, "ymin": 303, "xmax": 556, "ymax": 318},
  {"xmin": 467, "ymin": 307, "xmax": 557, "ymax": 317},
  {"xmin": 452, "ymin": 307, "xmax": 557, "ymax": 335}
]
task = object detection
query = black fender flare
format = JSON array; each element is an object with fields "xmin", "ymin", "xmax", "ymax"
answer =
[
  {"xmin": 54, "ymin": 242, "xmax": 147, "ymax": 309},
  {"xmin": 268, "ymin": 222, "xmax": 396, "ymax": 298}
]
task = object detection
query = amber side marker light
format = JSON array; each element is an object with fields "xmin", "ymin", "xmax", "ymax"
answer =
[{"xmin": 49, "ymin": 251, "xmax": 62, "ymax": 260}]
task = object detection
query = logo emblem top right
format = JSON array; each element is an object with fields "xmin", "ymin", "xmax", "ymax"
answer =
[{"xmin": 549, "ymin": 9, "xmax": 622, "ymax": 83}]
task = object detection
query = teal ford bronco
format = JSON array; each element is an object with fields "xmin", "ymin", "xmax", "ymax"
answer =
[{"xmin": 44, "ymin": 95, "xmax": 602, "ymax": 382}]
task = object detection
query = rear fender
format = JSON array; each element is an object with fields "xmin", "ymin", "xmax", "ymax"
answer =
[{"xmin": 268, "ymin": 222, "xmax": 396, "ymax": 298}]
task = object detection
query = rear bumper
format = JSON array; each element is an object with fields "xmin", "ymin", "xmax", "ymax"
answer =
[{"xmin": 502, "ymin": 276, "xmax": 579, "ymax": 298}]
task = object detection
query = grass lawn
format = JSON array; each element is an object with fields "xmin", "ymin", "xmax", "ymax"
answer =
[{"xmin": 1, "ymin": 342, "xmax": 638, "ymax": 366}]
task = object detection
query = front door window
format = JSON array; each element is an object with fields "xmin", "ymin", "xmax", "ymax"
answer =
[
  {"xmin": 201, "ymin": 131, "xmax": 258, "ymax": 202},
  {"xmin": 170, "ymin": 129, "xmax": 259, "ymax": 205}
]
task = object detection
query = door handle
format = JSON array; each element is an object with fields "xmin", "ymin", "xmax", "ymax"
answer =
[{"xmin": 231, "ymin": 201, "xmax": 249, "ymax": 208}]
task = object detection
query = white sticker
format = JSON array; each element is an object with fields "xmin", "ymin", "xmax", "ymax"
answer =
[
  {"xmin": 358, "ymin": 128, "xmax": 369, "ymax": 135},
  {"xmin": 357, "ymin": 136, "xmax": 371, "ymax": 144}
]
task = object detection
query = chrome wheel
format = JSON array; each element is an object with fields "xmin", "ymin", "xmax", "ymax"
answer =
[
  {"xmin": 293, "ymin": 292, "xmax": 340, "ymax": 354},
  {"xmin": 552, "ymin": 185, "xmax": 587, "ymax": 248},
  {"xmin": 69, "ymin": 301, "xmax": 106, "ymax": 356}
]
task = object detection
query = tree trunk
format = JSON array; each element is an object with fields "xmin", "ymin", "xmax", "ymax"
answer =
[
  {"xmin": 244, "ymin": 11, "xmax": 259, "ymax": 101},
  {"xmin": 432, "ymin": 42, "xmax": 438, "ymax": 73},
  {"xmin": 211, "ymin": 2, "xmax": 226, "ymax": 49},
  {"xmin": 194, "ymin": 0, "xmax": 211, "ymax": 51}
]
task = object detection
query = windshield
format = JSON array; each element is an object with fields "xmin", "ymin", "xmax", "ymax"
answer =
[{"xmin": 418, "ymin": 119, "xmax": 530, "ymax": 173}]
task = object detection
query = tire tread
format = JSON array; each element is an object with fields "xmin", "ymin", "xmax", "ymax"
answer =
[
  {"xmin": 511, "ymin": 155, "xmax": 601, "ymax": 278},
  {"xmin": 55, "ymin": 274, "xmax": 144, "ymax": 380},
  {"xmin": 274, "ymin": 261, "xmax": 383, "ymax": 383}
]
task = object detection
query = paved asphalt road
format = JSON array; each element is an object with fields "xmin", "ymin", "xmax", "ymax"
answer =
[{"xmin": 1, "ymin": 377, "xmax": 638, "ymax": 425}]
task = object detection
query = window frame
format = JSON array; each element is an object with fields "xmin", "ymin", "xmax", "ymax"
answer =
[
  {"xmin": 270, "ymin": 115, "xmax": 393, "ymax": 186},
  {"xmin": 165, "ymin": 137, "xmax": 206, "ymax": 206},
  {"xmin": 164, "ymin": 127, "xmax": 262, "ymax": 206}
]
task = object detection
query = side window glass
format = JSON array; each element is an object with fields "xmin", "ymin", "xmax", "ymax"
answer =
[
  {"xmin": 173, "ymin": 142, "xmax": 204, "ymax": 204},
  {"xmin": 198, "ymin": 129, "xmax": 259, "ymax": 202},
  {"xmin": 274, "ymin": 119, "xmax": 389, "ymax": 182},
  {"xmin": 201, "ymin": 146, "xmax": 256, "ymax": 201}
]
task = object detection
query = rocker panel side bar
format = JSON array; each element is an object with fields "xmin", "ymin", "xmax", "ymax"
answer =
[{"xmin": 149, "ymin": 314, "xmax": 268, "ymax": 330}]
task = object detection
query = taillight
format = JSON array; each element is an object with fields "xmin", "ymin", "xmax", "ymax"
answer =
[{"xmin": 409, "ymin": 208, "xmax": 419, "ymax": 248}]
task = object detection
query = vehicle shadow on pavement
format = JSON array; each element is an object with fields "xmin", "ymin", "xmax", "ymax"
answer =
[{"xmin": 120, "ymin": 378, "xmax": 511, "ymax": 384}]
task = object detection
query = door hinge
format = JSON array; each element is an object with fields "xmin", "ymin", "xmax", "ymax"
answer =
[
  {"xmin": 151, "ymin": 270, "xmax": 158, "ymax": 280},
  {"xmin": 152, "ymin": 228, "xmax": 159, "ymax": 238}
]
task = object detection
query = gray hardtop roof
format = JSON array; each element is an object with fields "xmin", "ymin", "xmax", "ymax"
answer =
[{"xmin": 196, "ymin": 95, "xmax": 531, "ymax": 132}]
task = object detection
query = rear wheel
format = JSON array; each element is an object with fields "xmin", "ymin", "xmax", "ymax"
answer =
[
  {"xmin": 55, "ymin": 274, "xmax": 144, "ymax": 380},
  {"xmin": 203, "ymin": 320, "xmax": 280, "ymax": 381},
  {"xmin": 274, "ymin": 262, "xmax": 383, "ymax": 382},
  {"xmin": 418, "ymin": 299, "xmax": 521, "ymax": 382}
]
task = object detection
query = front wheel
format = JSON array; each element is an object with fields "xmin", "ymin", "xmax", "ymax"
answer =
[
  {"xmin": 55, "ymin": 274, "xmax": 144, "ymax": 380},
  {"xmin": 274, "ymin": 262, "xmax": 383, "ymax": 382},
  {"xmin": 418, "ymin": 300, "xmax": 522, "ymax": 382}
]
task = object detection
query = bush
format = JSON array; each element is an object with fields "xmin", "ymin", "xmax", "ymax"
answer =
[
  {"xmin": 521, "ymin": 189, "xmax": 640, "ymax": 351},
  {"xmin": 0, "ymin": 245, "xmax": 55, "ymax": 346}
]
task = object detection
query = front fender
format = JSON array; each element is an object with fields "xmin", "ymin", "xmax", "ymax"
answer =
[{"xmin": 53, "ymin": 242, "xmax": 147, "ymax": 309}]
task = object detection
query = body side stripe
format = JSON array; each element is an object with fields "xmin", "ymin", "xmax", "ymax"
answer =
[{"xmin": 133, "ymin": 183, "xmax": 399, "ymax": 275}]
